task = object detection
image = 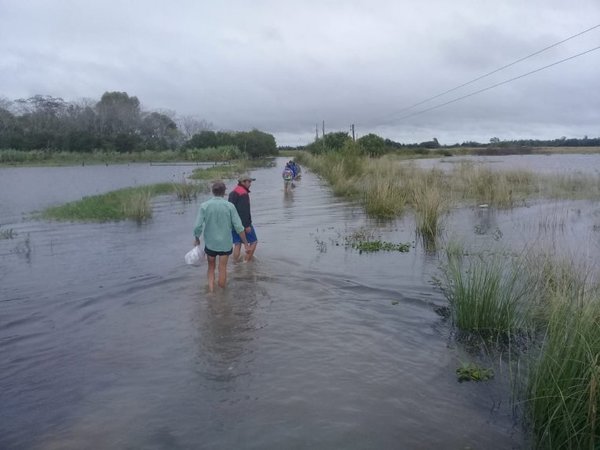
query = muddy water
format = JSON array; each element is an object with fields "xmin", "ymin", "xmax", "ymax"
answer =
[{"xmin": 5, "ymin": 155, "xmax": 597, "ymax": 449}]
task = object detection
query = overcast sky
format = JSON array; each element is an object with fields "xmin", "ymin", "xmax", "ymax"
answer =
[{"xmin": 1, "ymin": 0, "xmax": 599, "ymax": 146}]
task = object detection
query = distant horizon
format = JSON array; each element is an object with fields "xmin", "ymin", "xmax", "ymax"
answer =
[
  {"xmin": 2, "ymin": 91, "xmax": 599, "ymax": 149},
  {"xmin": 2, "ymin": 1, "xmax": 599, "ymax": 151}
]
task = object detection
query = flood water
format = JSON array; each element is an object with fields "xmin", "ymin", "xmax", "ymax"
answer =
[{"xmin": 1, "ymin": 155, "xmax": 599, "ymax": 449}]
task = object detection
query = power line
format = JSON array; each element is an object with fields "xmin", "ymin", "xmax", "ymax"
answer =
[
  {"xmin": 393, "ymin": 44, "xmax": 600, "ymax": 122},
  {"xmin": 392, "ymin": 23, "xmax": 600, "ymax": 116}
]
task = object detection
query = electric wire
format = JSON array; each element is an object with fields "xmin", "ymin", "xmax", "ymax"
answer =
[
  {"xmin": 393, "ymin": 44, "xmax": 600, "ymax": 122},
  {"xmin": 392, "ymin": 23, "xmax": 600, "ymax": 116}
]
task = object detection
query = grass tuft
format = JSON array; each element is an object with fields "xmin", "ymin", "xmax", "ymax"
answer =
[{"xmin": 441, "ymin": 251, "xmax": 530, "ymax": 336}]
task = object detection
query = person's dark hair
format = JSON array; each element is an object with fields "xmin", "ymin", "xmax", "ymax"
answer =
[{"xmin": 211, "ymin": 180, "xmax": 226, "ymax": 196}]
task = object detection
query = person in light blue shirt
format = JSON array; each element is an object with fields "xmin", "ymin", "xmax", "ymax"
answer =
[{"xmin": 193, "ymin": 180, "xmax": 249, "ymax": 292}]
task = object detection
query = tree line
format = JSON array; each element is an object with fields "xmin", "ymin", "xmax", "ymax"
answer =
[
  {"xmin": 302, "ymin": 131, "xmax": 600, "ymax": 156},
  {"xmin": 0, "ymin": 92, "xmax": 277, "ymax": 158}
]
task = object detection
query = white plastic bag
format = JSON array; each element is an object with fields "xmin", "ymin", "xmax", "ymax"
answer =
[{"xmin": 185, "ymin": 246, "xmax": 204, "ymax": 265}]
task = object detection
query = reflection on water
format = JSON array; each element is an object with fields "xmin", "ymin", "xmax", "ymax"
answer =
[
  {"xmin": 194, "ymin": 289, "xmax": 259, "ymax": 388},
  {"xmin": 3, "ymin": 155, "xmax": 598, "ymax": 448}
]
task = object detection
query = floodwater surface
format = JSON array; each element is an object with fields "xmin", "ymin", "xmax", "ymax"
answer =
[{"xmin": 2, "ymin": 155, "xmax": 599, "ymax": 449}]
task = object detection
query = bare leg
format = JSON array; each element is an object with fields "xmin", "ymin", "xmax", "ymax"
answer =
[
  {"xmin": 217, "ymin": 254, "xmax": 230, "ymax": 288},
  {"xmin": 206, "ymin": 255, "xmax": 216, "ymax": 292},
  {"xmin": 232, "ymin": 243, "xmax": 242, "ymax": 262},
  {"xmin": 245, "ymin": 242, "xmax": 257, "ymax": 262}
]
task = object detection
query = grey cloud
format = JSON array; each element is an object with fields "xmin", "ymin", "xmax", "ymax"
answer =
[{"xmin": 1, "ymin": 0, "xmax": 599, "ymax": 146}]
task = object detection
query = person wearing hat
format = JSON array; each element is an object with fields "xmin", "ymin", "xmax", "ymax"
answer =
[
  {"xmin": 194, "ymin": 180, "xmax": 250, "ymax": 292},
  {"xmin": 228, "ymin": 174, "xmax": 258, "ymax": 262}
]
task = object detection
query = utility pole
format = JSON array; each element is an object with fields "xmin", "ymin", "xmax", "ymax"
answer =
[
  {"xmin": 322, "ymin": 120, "xmax": 326, "ymax": 151},
  {"xmin": 315, "ymin": 124, "xmax": 319, "ymax": 140},
  {"xmin": 351, "ymin": 124, "xmax": 355, "ymax": 141}
]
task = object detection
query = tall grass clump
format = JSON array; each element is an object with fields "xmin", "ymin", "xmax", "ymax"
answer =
[
  {"xmin": 408, "ymin": 168, "xmax": 449, "ymax": 239},
  {"xmin": 173, "ymin": 179, "xmax": 204, "ymax": 201},
  {"xmin": 441, "ymin": 249, "xmax": 530, "ymax": 336},
  {"xmin": 122, "ymin": 189, "xmax": 152, "ymax": 222},
  {"xmin": 451, "ymin": 162, "xmax": 535, "ymax": 208},
  {"xmin": 296, "ymin": 144, "xmax": 365, "ymax": 197},
  {"xmin": 523, "ymin": 256, "xmax": 600, "ymax": 449},
  {"xmin": 362, "ymin": 177, "xmax": 407, "ymax": 218}
]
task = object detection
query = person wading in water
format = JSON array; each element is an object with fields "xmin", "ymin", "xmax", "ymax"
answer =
[
  {"xmin": 193, "ymin": 180, "xmax": 249, "ymax": 292},
  {"xmin": 228, "ymin": 174, "xmax": 258, "ymax": 262}
]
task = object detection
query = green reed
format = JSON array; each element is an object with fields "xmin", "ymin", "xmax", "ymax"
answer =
[
  {"xmin": 441, "ymin": 249, "xmax": 530, "ymax": 335},
  {"xmin": 407, "ymin": 168, "xmax": 449, "ymax": 239},
  {"xmin": 522, "ymin": 255, "xmax": 600, "ymax": 449},
  {"xmin": 122, "ymin": 189, "xmax": 153, "ymax": 222},
  {"xmin": 173, "ymin": 179, "xmax": 204, "ymax": 201}
]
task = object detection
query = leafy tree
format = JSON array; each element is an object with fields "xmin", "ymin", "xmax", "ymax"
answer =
[
  {"xmin": 140, "ymin": 112, "xmax": 179, "ymax": 149},
  {"xmin": 235, "ymin": 129, "xmax": 277, "ymax": 158},
  {"xmin": 114, "ymin": 133, "xmax": 141, "ymax": 153},
  {"xmin": 357, "ymin": 133, "xmax": 386, "ymax": 156},
  {"xmin": 324, "ymin": 131, "xmax": 351, "ymax": 151},
  {"xmin": 0, "ymin": 107, "xmax": 23, "ymax": 148},
  {"xmin": 95, "ymin": 91, "xmax": 140, "ymax": 137},
  {"xmin": 62, "ymin": 130, "xmax": 98, "ymax": 152},
  {"xmin": 215, "ymin": 131, "xmax": 236, "ymax": 147},
  {"xmin": 186, "ymin": 130, "xmax": 218, "ymax": 149}
]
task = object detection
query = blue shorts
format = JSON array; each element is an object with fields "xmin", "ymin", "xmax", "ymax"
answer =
[
  {"xmin": 205, "ymin": 247, "xmax": 233, "ymax": 257},
  {"xmin": 232, "ymin": 225, "xmax": 258, "ymax": 244}
]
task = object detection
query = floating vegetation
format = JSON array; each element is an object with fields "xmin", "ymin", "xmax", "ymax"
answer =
[
  {"xmin": 346, "ymin": 227, "xmax": 376, "ymax": 243},
  {"xmin": 456, "ymin": 362, "xmax": 494, "ymax": 382},
  {"xmin": 344, "ymin": 227, "xmax": 411, "ymax": 253},
  {"xmin": 348, "ymin": 239, "xmax": 411, "ymax": 253}
]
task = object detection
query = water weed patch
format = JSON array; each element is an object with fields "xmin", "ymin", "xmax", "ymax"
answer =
[{"xmin": 456, "ymin": 362, "xmax": 494, "ymax": 382}]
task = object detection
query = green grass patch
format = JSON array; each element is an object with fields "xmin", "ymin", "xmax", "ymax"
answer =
[
  {"xmin": 188, "ymin": 158, "xmax": 273, "ymax": 182},
  {"xmin": 42, "ymin": 183, "xmax": 178, "ymax": 222},
  {"xmin": 0, "ymin": 146, "xmax": 244, "ymax": 166},
  {"xmin": 189, "ymin": 163, "xmax": 242, "ymax": 181}
]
